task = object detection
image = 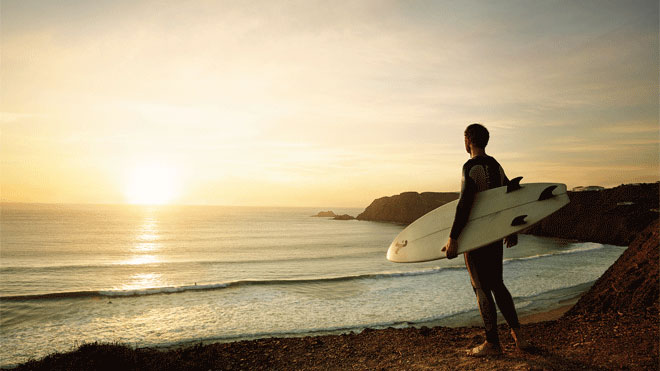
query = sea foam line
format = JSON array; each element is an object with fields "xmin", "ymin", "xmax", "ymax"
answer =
[
  {"xmin": 503, "ymin": 242, "xmax": 609, "ymax": 264},
  {"xmin": 1, "ymin": 244, "xmax": 614, "ymax": 301},
  {"xmin": 0, "ymin": 252, "xmax": 378, "ymax": 272},
  {"xmin": 0, "ymin": 268, "xmax": 461, "ymax": 301}
]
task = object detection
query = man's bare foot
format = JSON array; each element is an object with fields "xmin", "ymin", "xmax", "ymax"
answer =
[
  {"xmin": 466, "ymin": 341, "xmax": 502, "ymax": 357},
  {"xmin": 511, "ymin": 328, "xmax": 531, "ymax": 350}
]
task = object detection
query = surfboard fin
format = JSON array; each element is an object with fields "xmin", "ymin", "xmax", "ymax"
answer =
[
  {"xmin": 511, "ymin": 215, "xmax": 528, "ymax": 226},
  {"xmin": 506, "ymin": 177, "xmax": 523, "ymax": 193},
  {"xmin": 538, "ymin": 185, "xmax": 557, "ymax": 201}
]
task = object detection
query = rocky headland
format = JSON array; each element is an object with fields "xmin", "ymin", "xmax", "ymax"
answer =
[
  {"xmin": 356, "ymin": 191, "xmax": 459, "ymax": 224},
  {"xmin": 523, "ymin": 182, "xmax": 659, "ymax": 246},
  {"xmin": 356, "ymin": 182, "xmax": 658, "ymax": 246}
]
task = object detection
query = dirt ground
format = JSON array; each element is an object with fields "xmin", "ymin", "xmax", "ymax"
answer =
[{"xmin": 13, "ymin": 310, "xmax": 657, "ymax": 371}]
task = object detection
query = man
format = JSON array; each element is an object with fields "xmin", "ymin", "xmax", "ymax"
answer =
[{"xmin": 442, "ymin": 123, "xmax": 530, "ymax": 356}]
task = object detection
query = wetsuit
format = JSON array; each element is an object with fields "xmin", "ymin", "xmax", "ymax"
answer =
[{"xmin": 449, "ymin": 155, "xmax": 521, "ymax": 345}]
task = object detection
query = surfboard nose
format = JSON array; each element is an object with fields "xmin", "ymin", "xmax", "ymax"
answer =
[{"xmin": 386, "ymin": 238, "xmax": 408, "ymax": 262}]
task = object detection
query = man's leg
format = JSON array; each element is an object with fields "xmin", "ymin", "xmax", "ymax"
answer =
[
  {"xmin": 465, "ymin": 249, "xmax": 502, "ymax": 355},
  {"xmin": 473, "ymin": 286, "xmax": 499, "ymax": 345},
  {"xmin": 491, "ymin": 282, "xmax": 520, "ymax": 329},
  {"xmin": 489, "ymin": 250, "xmax": 531, "ymax": 350}
]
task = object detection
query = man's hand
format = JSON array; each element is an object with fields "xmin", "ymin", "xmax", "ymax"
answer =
[
  {"xmin": 442, "ymin": 238, "xmax": 459, "ymax": 259},
  {"xmin": 504, "ymin": 234, "xmax": 518, "ymax": 248}
]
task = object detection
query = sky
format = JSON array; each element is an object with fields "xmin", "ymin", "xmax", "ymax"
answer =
[{"xmin": 1, "ymin": 0, "xmax": 658, "ymax": 207}]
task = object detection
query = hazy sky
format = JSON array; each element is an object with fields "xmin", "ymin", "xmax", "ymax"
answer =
[{"xmin": 2, "ymin": 0, "xmax": 658, "ymax": 207}]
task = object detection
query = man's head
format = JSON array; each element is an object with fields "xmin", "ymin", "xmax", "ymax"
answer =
[{"xmin": 464, "ymin": 123, "xmax": 489, "ymax": 153}]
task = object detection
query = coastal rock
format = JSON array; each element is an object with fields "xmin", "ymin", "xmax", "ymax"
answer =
[
  {"xmin": 333, "ymin": 214, "xmax": 355, "ymax": 220},
  {"xmin": 356, "ymin": 182, "xmax": 658, "ymax": 246},
  {"xmin": 523, "ymin": 182, "xmax": 659, "ymax": 246},
  {"xmin": 565, "ymin": 219, "xmax": 659, "ymax": 316},
  {"xmin": 356, "ymin": 191, "xmax": 459, "ymax": 224},
  {"xmin": 312, "ymin": 211, "xmax": 337, "ymax": 217}
]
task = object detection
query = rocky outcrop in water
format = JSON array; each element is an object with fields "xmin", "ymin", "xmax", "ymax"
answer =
[
  {"xmin": 312, "ymin": 211, "xmax": 337, "ymax": 217},
  {"xmin": 356, "ymin": 192, "xmax": 459, "ymax": 224},
  {"xmin": 333, "ymin": 214, "xmax": 355, "ymax": 220}
]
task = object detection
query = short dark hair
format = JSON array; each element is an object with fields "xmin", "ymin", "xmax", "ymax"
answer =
[{"xmin": 464, "ymin": 123, "xmax": 489, "ymax": 148}]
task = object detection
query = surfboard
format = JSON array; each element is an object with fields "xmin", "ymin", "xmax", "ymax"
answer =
[{"xmin": 386, "ymin": 178, "xmax": 570, "ymax": 263}]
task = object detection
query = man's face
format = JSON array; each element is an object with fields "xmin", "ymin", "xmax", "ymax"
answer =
[{"xmin": 464, "ymin": 136, "xmax": 471, "ymax": 154}]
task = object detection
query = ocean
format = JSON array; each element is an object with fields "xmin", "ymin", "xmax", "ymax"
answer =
[{"xmin": 0, "ymin": 203, "xmax": 626, "ymax": 367}]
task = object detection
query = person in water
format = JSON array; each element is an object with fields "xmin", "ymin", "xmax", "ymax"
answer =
[{"xmin": 442, "ymin": 123, "xmax": 531, "ymax": 356}]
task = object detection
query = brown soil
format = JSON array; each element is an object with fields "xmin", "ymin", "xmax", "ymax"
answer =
[{"xmin": 13, "ymin": 312, "xmax": 657, "ymax": 371}]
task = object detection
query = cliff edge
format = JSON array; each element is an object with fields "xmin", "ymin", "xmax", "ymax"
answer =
[
  {"xmin": 565, "ymin": 219, "xmax": 659, "ymax": 317},
  {"xmin": 356, "ymin": 191, "xmax": 459, "ymax": 224}
]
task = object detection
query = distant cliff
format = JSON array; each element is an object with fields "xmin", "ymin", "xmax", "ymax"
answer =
[
  {"xmin": 524, "ymin": 182, "xmax": 659, "ymax": 246},
  {"xmin": 356, "ymin": 191, "xmax": 459, "ymax": 224},
  {"xmin": 356, "ymin": 182, "xmax": 658, "ymax": 246}
]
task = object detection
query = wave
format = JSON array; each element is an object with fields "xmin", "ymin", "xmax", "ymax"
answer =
[
  {"xmin": 503, "ymin": 242, "xmax": 609, "ymax": 264},
  {"xmin": 0, "ymin": 252, "xmax": 381, "ymax": 272},
  {"xmin": 1, "ymin": 243, "xmax": 615, "ymax": 302},
  {"xmin": 0, "ymin": 267, "xmax": 462, "ymax": 301},
  {"xmin": 117, "ymin": 280, "xmax": 599, "ymax": 351}
]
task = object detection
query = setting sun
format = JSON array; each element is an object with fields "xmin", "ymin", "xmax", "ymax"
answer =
[{"xmin": 124, "ymin": 163, "xmax": 179, "ymax": 205}]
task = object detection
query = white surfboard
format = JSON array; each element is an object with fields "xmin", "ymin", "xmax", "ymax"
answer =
[{"xmin": 386, "ymin": 178, "xmax": 570, "ymax": 263}]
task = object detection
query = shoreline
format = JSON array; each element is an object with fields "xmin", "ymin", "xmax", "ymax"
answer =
[
  {"xmin": 1, "ymin": 278, "xmax": 590, "ymax": 369},
  {"xmin": 153, "ymin": 290, "xmax": 582, "ymax": 353},
  {"xmin": 4, "ymin": 298, "xmax": 580, "ymax": 370},
  {"xmin": 9, "ymin": 307, "xmax": 657, "ymax": 370},
  {"xmin": 519, "ymin": 303, "xmax": 573, "ymax": 324}
]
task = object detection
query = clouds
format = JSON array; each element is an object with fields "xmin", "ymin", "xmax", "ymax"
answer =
[{"xmin": 1, "ymin": 0, "xmax": 658, "ymax": 206}]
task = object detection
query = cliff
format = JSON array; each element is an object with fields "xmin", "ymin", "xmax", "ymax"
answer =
[
  {"xmin": 565, "ymin": 219, "xmax": 659, "ymax": 317},
  {"xmin": 523, "ymin": 182, "xmax": 659, "ymax": 246},
  {"xmin": 356, "ymin": 191, "xmax": 459, "ymax": 224},
  {"xmin": 356, "ymin": 182, "xmax": 658, "ymax": 246}
]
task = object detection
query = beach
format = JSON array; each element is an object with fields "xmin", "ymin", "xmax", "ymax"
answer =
[
  {"xmin": 10, "ymin": 310, "xmax": 657, "ymax": 370},
  {"xmin": 5, "ymin": 208, "xmax": 659, "ymax": 370},
  {"xmin": 1, "ymin": 203, "xmax": 629, "ymax": 366}
]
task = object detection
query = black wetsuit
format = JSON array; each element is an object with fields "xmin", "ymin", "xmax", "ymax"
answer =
[{"xmin": 449, "ymin": 155, "xmax": 520, "ymax": 345}]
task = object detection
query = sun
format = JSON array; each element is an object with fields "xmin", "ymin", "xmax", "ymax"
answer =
[{"xmin": 124, "ymin": 163, "xmax": 179, "ymax": 205}]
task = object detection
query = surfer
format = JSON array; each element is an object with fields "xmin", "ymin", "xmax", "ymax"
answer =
[{"xmin": 442, "ymin": 123, "xmax": 531, "ymax": 356}]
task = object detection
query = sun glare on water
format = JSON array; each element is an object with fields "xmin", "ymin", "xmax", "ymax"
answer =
[{"xmin": 124, "ymin": 163, "xmax": 179, "ymax": 205}]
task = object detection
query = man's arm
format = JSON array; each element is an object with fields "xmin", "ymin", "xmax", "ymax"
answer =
[
  {"xmin": 450, "ymin": 164, "xmax": 477, "ymax": 240},
  {"xmin": 443, "ymin": 164, "xmax": 477, "ymax": 259}
]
